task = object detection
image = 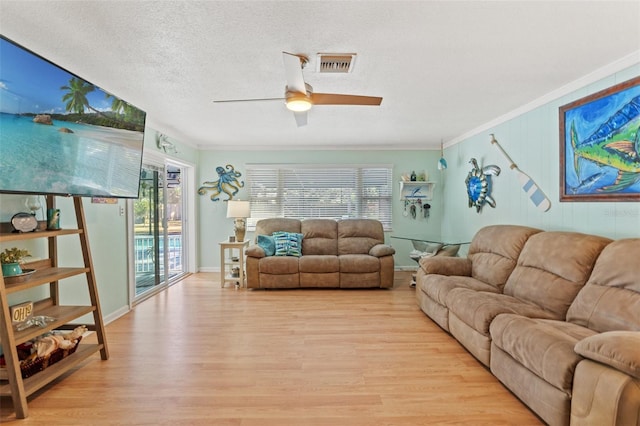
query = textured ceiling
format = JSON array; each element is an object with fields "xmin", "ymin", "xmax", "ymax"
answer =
[{"xmin": 1, "ymin": 1, "xmax": 639, "ymax": 150}]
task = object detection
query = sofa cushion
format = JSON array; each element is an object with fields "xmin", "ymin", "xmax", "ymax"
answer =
[
  {"xmin": 337, "ymin": 219, "xmax": 384, "ymax": 255},
  {"xmin": 447, "ymin": 290, "xmax": 558, "ymax": 337},
  {"xmin": 503, "ymin": 231, "xmax": 612, "ymax": 317},
  {"xmin": 258, "ymin": 256, "xmax": 299, "ymax": 274},
  {"xmin": 299, "ymin": 255, "xmax": 339, "ymax": 273},
  {"xmin": 259, "ymin": 273, "xmax": 299, "ymax": 288},
  {"xmin": 490, "ymin": 314, "xmax": 596, "ymax": 392},
  {"xmin": 301, "ymin": 219, "xmax": 338, "ymax": 255},
  {"xmin": 420, "ymin": 275, "xmax": 500, "ymax": 306},
  {"xmin": 491, "ymin": 344, "xmax": 572, "ymax": 426},
  {"xmin": 340, "ymin": 271, "xmax": 380, "ymax": 288},
  {"xmin": 467, "ymin": 225, "xmax": 542, "ymax": 291},
  {"xmin": 257, "ymin": 234, "xmax": 276, "ymax": 256},
  {"xmin": 339, "ymin": 254, "xmax": 380, "ymax": 273},
  {"xmin": 255, "ymin": 218, "xmax": 301, "ymax": 236},
  {"xmin": 567, "ymin": 238, "xmax": 640, "ymax": 332},
  {"xmin": 273, "ymin": 231, "xmax": 303, "ymax": 257},
  {"xmin": 574, "ymin": 331, "xmax": 640, "ymax": 380},
  {"xmin": 300, "ymin": 271, "xmax": 339, "ymax": 288}
]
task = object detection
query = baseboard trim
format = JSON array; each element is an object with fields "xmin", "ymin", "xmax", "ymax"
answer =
[{"xmin": 103, "ymin": 305, "xmax": 130, "ymax": 326}]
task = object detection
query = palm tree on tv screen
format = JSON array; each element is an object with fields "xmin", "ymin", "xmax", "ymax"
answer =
[
  {"xmin": 60, "ymin": 77, "xmax": 97, "ymax": 114},
  {"xmin": 60, "ymin": 77, "xmax": 144, "ymax": 131},
  {"xmin": 60, "ymin": 77, "xmax": 116, "ymax": 122},
  {"xmin": 107, "ymin": 94, "xmax": 145, "ymax": 126}
]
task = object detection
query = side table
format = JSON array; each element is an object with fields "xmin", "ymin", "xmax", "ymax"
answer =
[{"xmin": 219, "ymin": 240, "xmax": 249, "ymax": 288}]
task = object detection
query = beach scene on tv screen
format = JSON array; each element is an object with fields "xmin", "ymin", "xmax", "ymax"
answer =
[{"xmin": 0, "ymin": 37, "xmax": 146, "ymax": 198}]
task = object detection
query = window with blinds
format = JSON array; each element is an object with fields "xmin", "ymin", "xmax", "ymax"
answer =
[{"xmin": 246, "ymin": 164, "xmax": 393, "ymax": 230}]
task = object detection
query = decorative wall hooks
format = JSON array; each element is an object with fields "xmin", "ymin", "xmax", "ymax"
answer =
[
  {"xmin": 198, "ymin": 164, "xmax": 245, "ymax": 201},
  {"xmin": 465, "ymin": 158, "xmax": 500, "ymax": 213},
  {"xmin": 403, "ymin": 199, "xmax": 431, "ymax": 219}
]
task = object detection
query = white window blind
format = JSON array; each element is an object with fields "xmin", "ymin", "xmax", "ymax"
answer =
[{"xmin": 246, "ymin": 164, "xmax": 393, "ymax": 230}]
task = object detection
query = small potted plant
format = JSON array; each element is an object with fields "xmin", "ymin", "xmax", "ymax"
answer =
[{"xmin": 1, "ymin": 247, "xmax": 32, "ymax": 277}]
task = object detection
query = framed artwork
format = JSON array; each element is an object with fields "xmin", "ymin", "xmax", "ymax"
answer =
[{"xmin": 559, "ymin": 76, "xmax": 640, "ymax": 202}]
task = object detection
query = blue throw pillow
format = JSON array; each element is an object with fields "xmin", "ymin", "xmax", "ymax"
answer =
[
  {"xmin": 272, "ymin": 231, "xmax": 303, "ymax": 257},
  {"xmin": 257, "ymin": 234, "xmax": 276, "ymax": 256}
]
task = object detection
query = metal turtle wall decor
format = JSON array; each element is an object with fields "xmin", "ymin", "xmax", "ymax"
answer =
[{"xmin": 465, "ymin": 158, "xmax": 501, "ymax": 212}]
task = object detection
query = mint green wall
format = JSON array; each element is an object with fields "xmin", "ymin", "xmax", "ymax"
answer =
[
  {"xmin": 149, "ymin": 130, "xmax": 199, "ymax": 165},
  {"xmin": 197, "ymin": 149, "xmax": 442, "ymax": 269},
  {"xmin": 3, "ymin": 65, "xmax": 639, "ymax": 323},
  {"xmin": 0, "ymin": 125, "xmax": 198, "ymax": 322},
  {"xmin": 441, "ymin": 65, "xmax": 640, "ymax": 241},
  {"xmin": 0, "ymin": 195, "xmax": 129, "ymax": 321}
]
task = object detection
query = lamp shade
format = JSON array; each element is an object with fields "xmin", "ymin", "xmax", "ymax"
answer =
[{"xmin": 226, "ymin": 200, "xmax": 251, "ymax": 218}]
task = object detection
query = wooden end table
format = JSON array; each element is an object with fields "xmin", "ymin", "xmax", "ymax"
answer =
[{"xmin": 219, "ymin": 240, "xmax": 249, "ymax": 288}]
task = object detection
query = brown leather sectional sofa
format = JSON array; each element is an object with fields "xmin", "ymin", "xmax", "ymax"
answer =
[{"xmin": 416, "ymin": 225, "xmax": 640, "ymax": 426}]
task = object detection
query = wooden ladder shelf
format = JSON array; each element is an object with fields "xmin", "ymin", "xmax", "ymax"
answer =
[{"xmin": 0, "ymin": 195, "xmax": 109, "ymax": 418}]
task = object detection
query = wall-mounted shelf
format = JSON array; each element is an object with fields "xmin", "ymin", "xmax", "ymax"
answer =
[{"xmin": 399, "ymin": 181, "xmax": 435, "ymax": 201}]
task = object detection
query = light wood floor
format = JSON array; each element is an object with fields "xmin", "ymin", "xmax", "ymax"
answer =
[{"xmin": 1, "ymin": 272, "xmax": 542, "ymax": 425}]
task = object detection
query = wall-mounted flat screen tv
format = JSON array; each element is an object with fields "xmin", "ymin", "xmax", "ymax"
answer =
[{"xmin": 0, "ymin": 35, "xmax": 146, "ymax": 198}]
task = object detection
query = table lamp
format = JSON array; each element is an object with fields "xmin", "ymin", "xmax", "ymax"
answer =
[{"xmin": 226, "ymin": 200, "xmax": 251, "ymax": 242}]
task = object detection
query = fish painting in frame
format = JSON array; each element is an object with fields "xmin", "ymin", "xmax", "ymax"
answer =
[{"xmin": 559, "ymin": 76, "xmax": 640, "ymax": 202}]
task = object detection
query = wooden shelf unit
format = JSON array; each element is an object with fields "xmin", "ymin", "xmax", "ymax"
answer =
[
  {"xmin": 219, "ymin": 240, "xmax": 249, "ymax": 288},
  {"xmin": 0, "ymin": 196, "xmax": 109, "ymax": 419}
]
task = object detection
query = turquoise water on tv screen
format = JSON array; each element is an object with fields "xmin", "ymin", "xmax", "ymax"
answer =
[{"xmin": 0, "ymin": 113, "xmax": 143, "ymax": 197}]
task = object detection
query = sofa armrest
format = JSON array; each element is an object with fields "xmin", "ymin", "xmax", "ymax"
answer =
[
  {"xmin": 574, "ymin": 331, "xmax": 640, "ymax": 379},
  {"xmin": 245, "ymin": 244, "xmax": 266, "ymax": 259},
  {"xmin": 419, "ymin": 256, "xmax": 472, "ymax": 276},
  {"xmin": 571, "ymin": 359, "xmax": 640, "ymax": 426},
  {"xmin": 369, "ymin": 244, "xmax": 395, "ymax": 257}
]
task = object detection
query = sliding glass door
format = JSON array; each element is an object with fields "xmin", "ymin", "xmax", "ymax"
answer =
[{"xmin": 133, "ymin": 162, "xmax": 186, "ymax": 300}]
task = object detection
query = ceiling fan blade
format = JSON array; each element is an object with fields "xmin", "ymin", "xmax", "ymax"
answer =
[
  {"xmin": 311, "ymin": 93, "xmax": 382, "ymax": 106},
  {"xmin": 213, "ymin": 97, "xmax": 284, "ymax": 103},
  {"xmin": 283, "ymin": 52, "xmax": 307, "ymax": 94},
  {"xmin": 293, "ymin": 111, "xmax": 308, "ymax": 127}
]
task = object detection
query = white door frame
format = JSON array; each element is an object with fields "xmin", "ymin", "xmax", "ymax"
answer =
[{"xmin": 126, "ymin": 150, "xmax": 196, "ymax": 307}]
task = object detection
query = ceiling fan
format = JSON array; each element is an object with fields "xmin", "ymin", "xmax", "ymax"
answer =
[{"xmin": 213, "ymin": 52, "xmax": 383, "ymax": 126}]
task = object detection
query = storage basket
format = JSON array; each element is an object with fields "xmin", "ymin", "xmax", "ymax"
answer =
[{"xmin": 0, "ymin": 336, "xmax": 82, "ymax": 379}]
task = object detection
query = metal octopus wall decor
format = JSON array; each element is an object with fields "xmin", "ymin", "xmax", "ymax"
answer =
[
  {"xmin": 465, "ymin": 158, "xmax": 500, "ymax": 212},
  {"xmin": 198, "ymin": 164, "xmax": 245, "ymax": 201}
]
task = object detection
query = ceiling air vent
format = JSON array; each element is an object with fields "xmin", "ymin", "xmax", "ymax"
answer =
[{"xmin": 316, "ymin": 53, "xmax": 357, "ymax": 73}]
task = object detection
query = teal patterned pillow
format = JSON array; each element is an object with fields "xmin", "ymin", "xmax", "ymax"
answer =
[
  {"xmin": 256, "ymin": 234, "xmax": 276, "ymax": 256},
  {"xmin": 272, "ymin": 231, "xmax": 303, "ymax": 257}
]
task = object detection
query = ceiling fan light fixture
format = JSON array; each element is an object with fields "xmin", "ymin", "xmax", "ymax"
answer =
[{"xmin": 286, "ymin": 92, "xmax": 312, "ymax": 112}]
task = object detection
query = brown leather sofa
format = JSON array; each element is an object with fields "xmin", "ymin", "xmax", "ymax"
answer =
[
  {"xmin": 245, "ymin": 218, "xmax": 395, "ymax": 289},
  {"xmin": 416, "ymin": 225, "xmax": 640, "ymax": 426}
]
